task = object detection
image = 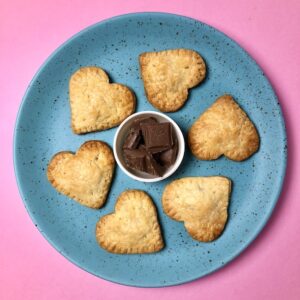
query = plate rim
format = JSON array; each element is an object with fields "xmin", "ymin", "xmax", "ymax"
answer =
[{"xmin": 13, "ymin": 12, "xmax": 287, "ymax": 287}]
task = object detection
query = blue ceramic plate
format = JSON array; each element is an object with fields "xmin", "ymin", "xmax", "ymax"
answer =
[{"xmin": 14, "ymin": 13, "xmax": 287, "ymax": 287}]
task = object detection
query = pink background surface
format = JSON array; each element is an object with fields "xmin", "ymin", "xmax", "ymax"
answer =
[{"xmin": 1, "ymin": 0, "xmax": 299, "ymax": 299}]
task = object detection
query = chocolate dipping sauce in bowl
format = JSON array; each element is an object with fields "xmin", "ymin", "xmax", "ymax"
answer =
[{"xmin": 113, "ymin": 111, "xmax": 185, "ymax": 182}]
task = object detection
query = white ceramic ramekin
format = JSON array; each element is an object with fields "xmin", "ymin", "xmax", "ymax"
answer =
[{"xmin": 113, "ymin": 111, "xmax": 185, "ymax": 183}]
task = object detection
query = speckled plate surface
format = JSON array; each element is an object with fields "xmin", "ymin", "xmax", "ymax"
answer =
[{"xmin": 14, "ymin": 13, "xmax": 287, "ymax": 287}]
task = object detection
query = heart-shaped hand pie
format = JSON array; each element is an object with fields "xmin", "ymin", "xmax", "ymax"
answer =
[
  {"xmin": 70, "ymin": 66, "xmax": 136, "ymax": 134},
  {"xmin": 139, "ymin": 49, "xmax": 206, "ymax": 112},
  {"xmin": 188, "ymin": 94, "xmax": 260, "ymax": 161},
  {"xmin": 47, "ymin": 141, "xmax": 115, "ymax": 209},
  {"xmin": 162, "ymin": 177, "xmax": 231, "ymax": 242},
  {"xmin": 96, "ymin": 190, "xmax": 164, "ymax": 254}
]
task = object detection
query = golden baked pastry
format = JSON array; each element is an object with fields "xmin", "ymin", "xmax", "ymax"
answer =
[
  {"xmin": 96, "ymin": 190, "xmax": 164, "ymax": 254},
  {"xmin": 188, "ymin": 94, "xmax": 259, "ymax": 161},
  {"xmin": 69, "ymin": 66, "xmax": 135, "ymax": 134},
  {"xmin": 162, "ymin": 176, "xmax": 231, "ymax": 242},
  {"xmin": 47, "ymin": 141, "xmax": 115, "ymax": 208},
  {"xmin": 139, "ymin": 49, "xmax": 206, "ymax": 112}
]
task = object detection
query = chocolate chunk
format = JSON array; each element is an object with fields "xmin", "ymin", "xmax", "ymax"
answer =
[
  {"xmin": 123, "ymin": 147, "xmax": 164, "ymax": 177},
  {"xmin": 123, "ymin": 148, "xmax": 147, "ymax": 172},
  {"xmin": 122, "ymin": 131, "xmax": 141, "ymax": 149},
  {"xmin": 141, "ymin": 122, "xmax": 173, "ymax": 153},
  {"xmin": 131, "ymin": 117, "xmax": 157, "ymax": 133},
  {"xmin": 158, "ymin": 142, "xmax": 178, "ymax": 166},
  {"xmin": 145, "ymin": 153, "xmax": 165, "ymax": 176},
  {"xmin": 123, "ymin": 117, "xmax": 157, "ymax": 150},
  {"xmin": 122, "ymin": 116, "xmax": 178, "ymax": 177},
  {"xmin": 138, "ymin": 144, "xmax": 146, "ymax": 150}
]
